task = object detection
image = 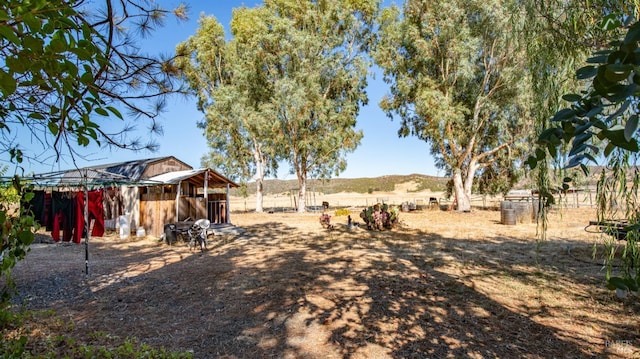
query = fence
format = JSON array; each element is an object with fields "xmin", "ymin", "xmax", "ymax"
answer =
[{"xmin": 228, "ymin": 189, "xmax": 599, "ymax": 213}]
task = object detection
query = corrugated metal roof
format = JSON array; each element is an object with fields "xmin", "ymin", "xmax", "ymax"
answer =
[
  {"xmin": 145, "ymin": 168, "xmax": 238, "ymax": 187},
  {"xmin": 9, "ymin": 157, "xmax": 237, "ymax": 188},
  {"xmin": 82, "ymin": 156, "xmax": 189, "ymax": 182},
  {"xmin": 145, "ymin": 169, "xmax": 205, "ymax": 184},
  {"xmin": 26, "ymin": 168, "xmax": 137, "ymax": 187}
]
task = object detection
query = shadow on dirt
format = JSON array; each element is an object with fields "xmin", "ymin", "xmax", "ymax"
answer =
[{"xmin": 7, "ymin": 217, "xmax": 640, "ymax": 358}]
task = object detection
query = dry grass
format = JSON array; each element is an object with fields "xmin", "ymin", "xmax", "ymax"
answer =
[{"xmin": 5, "ymin": 207, "xmax": 640, "ymax": 358}]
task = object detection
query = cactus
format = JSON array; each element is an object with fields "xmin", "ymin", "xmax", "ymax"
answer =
[{"xmin": 359, "ymin": 203, "xmax": 399, "ymax": 230}]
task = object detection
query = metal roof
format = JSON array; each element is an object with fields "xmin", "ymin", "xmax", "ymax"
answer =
[
  {"xmin": 22, "ymin": 168, "xmax": 139, "ymax": 188},
  {"xmin": 80, "ymin": 156, "xmax": 190, "ymax": 182},
  {"xmin": 144, "ymin": 169, "xmax": 238, "ymax": 188},
  {"xmin": 6, "ymin": 157, "xmax": 237, "ymax": 188}
]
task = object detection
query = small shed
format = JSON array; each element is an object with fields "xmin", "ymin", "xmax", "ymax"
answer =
[
  {"xmin": 140, "ymin": 168, "xmax": 238, "ymax": 237},
  {"xmin": 24, "ymin": 156, "xmax": 238, "ymax": 237}
]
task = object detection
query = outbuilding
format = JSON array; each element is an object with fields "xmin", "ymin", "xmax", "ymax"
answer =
[{"xmin": 25, "ymin": 156, "xmax": 238, "ymax": 238}]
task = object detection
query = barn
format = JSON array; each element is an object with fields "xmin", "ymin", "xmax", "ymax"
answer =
[{"xmin": 26, "ymin": 156, "xmax": 238, "ymax": 238}]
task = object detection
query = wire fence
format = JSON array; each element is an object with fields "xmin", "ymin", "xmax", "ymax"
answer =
[{"xmin": 228, "ymin": 189, "xmax": 599, "ymax": 213}]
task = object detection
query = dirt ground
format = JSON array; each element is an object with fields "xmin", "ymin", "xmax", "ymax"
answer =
[{"xmin": 4, "ymin": 205, "xmax": 640, "ymax": 358}]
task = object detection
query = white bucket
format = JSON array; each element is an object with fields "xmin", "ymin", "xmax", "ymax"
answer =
[{"xmin": 136, "ymin": 227, "xmax": 146, "ymax": 238}]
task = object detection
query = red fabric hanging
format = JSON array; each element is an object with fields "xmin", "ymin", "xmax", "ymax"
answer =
[
  {"xmin": 52, "ymin": 212, "xmax": 63, "ymax": 242},
  {"xmin": 74, "ymin": 189, "xmax": 105, "ymax": 243}
]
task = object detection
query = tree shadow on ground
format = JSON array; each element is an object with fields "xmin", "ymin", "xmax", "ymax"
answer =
[{"xmin": 7, "ymin": 218, "xmax": 640, "ymax": 358}]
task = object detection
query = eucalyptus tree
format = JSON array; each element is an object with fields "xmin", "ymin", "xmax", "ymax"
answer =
[
  {"xmin": 374, "ymin": 0, "xmax": 533, "ymax": 212},
  {"xmin": 179, "ymin": 1, "xmax": 377, "ymax": 213},
  {"xmin": 253, "ymin": 0, "xmax": 378, "ymax": 213},
  {"xmin": 176, "ymin": 11, "xmax": 277, "ymax": 212}
]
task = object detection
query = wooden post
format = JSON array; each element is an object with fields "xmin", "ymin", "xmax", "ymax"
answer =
[
  {"xmin": 203, "ymin": 170, "xmax": 209, "ymax": 222},
  {"xmin": 175, "ymin": 181, "xmax": 181, "ymax": 222},
  {"xmin": 225, "ymin": 183, "xmax": 231, "ymax": 223}
]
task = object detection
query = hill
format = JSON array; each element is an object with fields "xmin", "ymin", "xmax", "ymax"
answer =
[{"xmin": 230, "ymin": 174, "xmax": 448, "ymax": 196}]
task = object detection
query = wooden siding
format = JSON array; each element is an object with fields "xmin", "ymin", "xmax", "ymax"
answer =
[
  {"xmin": 140, "ymin": 193, "xmax": 212, "ymax": 237},
  {"xmin": 140, "ymin": 193, "xmax": 175, "ymax": 237},
  {"xmin": 141, "ymin": 157, "xmax": 192, "ymax": 179}
]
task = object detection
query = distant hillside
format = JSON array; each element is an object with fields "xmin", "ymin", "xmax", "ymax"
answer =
[{"xmin": 230, "ymin": 174, "xmax": 448, "ymax": 196}]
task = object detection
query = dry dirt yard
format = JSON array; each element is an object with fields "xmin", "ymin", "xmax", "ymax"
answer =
[{"xmin": 5, "ymin": 206, "xmax": 640, "ymax": 358}]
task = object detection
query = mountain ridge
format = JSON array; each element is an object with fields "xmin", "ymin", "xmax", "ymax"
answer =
[{"xmin": 230, "ymin": 174, "xmax": 448, "ymax": 196}]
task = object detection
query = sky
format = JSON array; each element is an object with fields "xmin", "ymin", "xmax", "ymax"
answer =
[{"xmin": 4, "ymin": 0, "xmax": 440, "ymax": 179}]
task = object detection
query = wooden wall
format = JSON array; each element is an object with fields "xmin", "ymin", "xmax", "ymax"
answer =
[
  {"xmin": 141, "ymin": 157, "xmax": 192, "ymax": 178},
  {"xmin": 140, "ymin": 193, "xmax": 209, "ymax": 237},
  {"xmin": 140, "ymin": 192, "xmax": 175, "ymax": 237}
]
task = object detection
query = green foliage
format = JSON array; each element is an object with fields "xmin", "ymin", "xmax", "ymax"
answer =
[
  {"xmin": 0, "ymin": 178, "xmax": 34, "ymax": 358},
  {"xmin": 1, "ymin": 177, "xmax": 35, "ymax": 305},
  {"xmin": 1, "ymin": 0, "xmax": 187, "ymax": 166},
  {"xmin": 3, "ymin": 330, "xmax": 192, "ymax": 358},
  {"xmin": 520, "ymin": 1, "xmax": 630, "ymax": 239},
  {"xmin": 177, "ymin": 13, "xmax": 278, "ymax": 212},
  {"xmin": 0, "ymin": 335, "xmax": 27, "ymax": 359},
  {"xmin": 475, "ymin": 160, "xmax": 523, "ymax": 196},
  {"xmin": 1, "ymin": 308, "xmax": 193, "ymax": 358},
  {"xmin": 374, "ymin": 0, "xmax": 534, "ymax": 211},
  {"xmin": 531, "ymin": 16, "xmax": 640, "ymax": 172},
  {"xmin": 0, "ymin": 166, "xmax": 19, "ymax": 204},
  {"xmin": 1, "ymin": 1, "xmax": 186, "ymax": 354},
  {"xmin": 530, "ymin": 14, "xmax": 640, "ymax": 295},
  {"xmin": 179, "ymin": 0, "xmax": 379, "ymax": 213},
  {"xmin": 71, "ymin": 337, "xmax": 193, "ymax": 358}
]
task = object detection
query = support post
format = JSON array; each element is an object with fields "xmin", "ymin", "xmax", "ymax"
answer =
[
  {"xmin": 175, "ymin": 181, "xmax": 181, "ymax": 222},
  {"xmin": 83, "ymin": 170, "xmax": 90, "ymax": 276},
  {"xmin": 226, "ymin": 183, "xmax": 230, "ymax": 223},
  {"xmin": 204, "ymin": 170, "xmax": 209, "ymax": 221}
]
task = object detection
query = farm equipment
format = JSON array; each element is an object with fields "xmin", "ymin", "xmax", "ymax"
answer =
[{"xmin": 585, "ymin": 220, "xmax": 636, "ymax": 241}]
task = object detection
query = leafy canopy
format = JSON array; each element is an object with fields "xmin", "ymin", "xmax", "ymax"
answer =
[
  {"xmin": 374, "ymin": 0, "xmax": 534, "ymax": 209},
  {"xmin": 531, "ymin": 14, "xmax": 640, "ymax": 296},
  {"xmin": 0, "ymin": 0, "xmax": 187, "ymax": 169},
  {"xmin": 0, "ymin": 2, "xmax": 186, "ymax": 353}
]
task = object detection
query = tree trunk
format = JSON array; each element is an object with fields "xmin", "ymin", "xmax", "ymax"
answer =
[
  {"xmin": 255, "ymin": 178, "xmax": 264, "ymax": 213},
  {"xmin": 254, "ymin": 150, "xmax": 265, "ymax": 213},
  {"xmin": 452, "ymin": 168, "xmax": 471, "ymax": 212},
  {"xmin": 297, "ymin": 176, "xmax": 307, "ymax": 213},
  {"xmin": 463, "ymin": 160, "xmax": 479, "ymax": 210}
]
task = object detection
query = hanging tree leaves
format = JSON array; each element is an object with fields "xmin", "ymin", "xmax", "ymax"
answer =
[
  {"xmin": 176, "ymin": 10, "xmax": 279, "ymax": 213},
  {"xmin": 531, "ymin": 13, "xmax": 640, "ymax": 296},
  {"xmin": 0, "ymin": 0, "xmax": 188, "ymax": 171},
  {"xmin": 177, "ymin": 0, "xmax": 378, "ymax": 213},
  {"xmin": 0, "ymin": 0, "xmax": 187, "ymax": 331}
]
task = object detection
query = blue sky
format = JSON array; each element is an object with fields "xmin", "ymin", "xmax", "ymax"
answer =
[{"xmin": 5, "ymin": 0, "xmax": 439, "ymax": 179}]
